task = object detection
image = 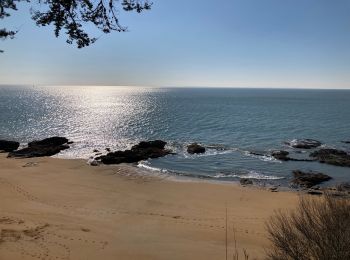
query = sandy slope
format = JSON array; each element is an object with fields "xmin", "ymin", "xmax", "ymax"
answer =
[{"xmin": 0, "ymin": 154, "xmax": 298, "ymax": 260}]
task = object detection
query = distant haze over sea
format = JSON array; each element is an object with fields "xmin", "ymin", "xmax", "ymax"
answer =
[{"xmin": 1, "ymin": 86, "xmax": 350, "ymax": 185}]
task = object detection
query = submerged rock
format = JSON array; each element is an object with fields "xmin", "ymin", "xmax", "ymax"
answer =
[
  {"xmin": 187, "ymin": 143, "xmax": 205, "ymax": 154},
  {"xmin": 8, "ymin": 137, "xmax": 70, "ymax": 158},
  {"xmin": 310, "ymin": 149, "xmax": 350, "ymax": 167},
  {"xmin": 97, "ymin": 140, "xmax": 172, "ymax": 165},
  {"xmin": 286, "ymin": 139, "xmax": 322, "ymax": 149},
  {"xmin": 292, "ymin": 170, "xmax": 332, "ymax": 188},
  {"xmin": 0, "ymin": 140, "xmax": 20, "ymax": 152}
]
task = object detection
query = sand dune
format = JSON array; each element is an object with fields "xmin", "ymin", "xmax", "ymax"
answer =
[{"xmin": 0, "ymin": 154, "xmax": 298, "ymax": 259}]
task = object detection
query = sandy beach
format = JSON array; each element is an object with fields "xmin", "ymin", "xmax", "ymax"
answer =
[{"xmin": 0, "ymin": 154, "xmax": 299, "ymax": 260}]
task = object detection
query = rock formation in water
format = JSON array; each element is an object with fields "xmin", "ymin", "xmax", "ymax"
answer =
[
  {"xmin": 310, "ymin": 149, "xmax": 350, "ymax": 167},
  {"xmin": 97, "ymin": 140, "xmax": 172, "ymax": 165},
  {"xmin": 8, "ymin": 137, "xmax": 71, "ymax": 158},
  {"xmin": 187, "ymin": 143, "xmax": 206, "ymax": 154},
  {"xmin": 292, "ymin": 170, "xmax": 332, "ymax": 188}
]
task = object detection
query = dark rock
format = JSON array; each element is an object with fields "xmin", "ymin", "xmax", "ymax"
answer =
[
  {"xmin": 240, "ymin": 178, "xmax": 253, "ymax": 185},
  {"xmin": 271, "ymin": 150, "xmax": 290, "ymax": 161},
  {"xmin": 28, "ymin": 137, "xmax": 68, "ymax": 147},
  {"xmin": 105, "ymin": 148, "xmax": 111, "ymax": 152},
  {"xmin": 93, "ymin": 149, "xmax": 99, "ymax": 153},
  {"xmin": 271, "ymin": 150, "xmax": 315, "ymax": 162},
  {"xmin": 310, "ymin": 149, "xmax": 350, "ymax": 167},
  {"xmin": 132, "ymin": 140, "xmax": 167, "ymax": 150},
  {"xmin": 67, "ymin": 141, "xmax": 74, "ymax": 144},
  {"xmin": 341, "ymin": 141, "xmax": 350, "ymax": 144},
  {"xmin": 0, "ymin": 140, "xmax": 20, "ymax": 152},
  {"xmin": 187, "ymin": 143, "xmax": 205, "ymax": 154},
  {"xmin": 292, "ymin": 170, "xmax": 332, "ymax": 188},
  {"xmin": 97, "ymin": 140, "xmax": 171, "ymax": 165},
  {"xmin": 8, "ymin": 137, "xmax": 70, "ymax": 158},
  {"xmin": 286, "ymin": 139, "xmax": 322, "ymax": 149},
  {"xmin": 269, "ymin": 187, "xmax": 278, "ymax": 192},
  {"xmin": 89, "ymin": 160, "xmax": 100, "ymax": 166}
]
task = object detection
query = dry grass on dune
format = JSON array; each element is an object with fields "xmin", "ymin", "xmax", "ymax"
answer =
[{"xmin": 266, "ymin": 193, "xmax": 350, "ymax": 260}]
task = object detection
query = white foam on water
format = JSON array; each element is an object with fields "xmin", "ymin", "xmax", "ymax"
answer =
[
  {"xmin": 243, "ymin": 151, "xmax": 282, "ymax": 163},
  {"xmin": 213, "ymin": 170, "xmax": 284, "ymax": 180},
  {"xmin": 183, "ymin": 148, "xmax": 238, "ymax": 158},
  {"xmin": 137, "ymin": 161, "xmax": 168, "ymax": 173}
]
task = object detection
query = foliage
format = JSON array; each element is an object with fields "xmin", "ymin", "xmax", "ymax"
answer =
[
  {"xmin": 266, "ymin": 194, "xmax": 350, "ymax": 260},
  {"xmin": 0, "ymin": 0, "xmax": 152, "ymax": 51}
]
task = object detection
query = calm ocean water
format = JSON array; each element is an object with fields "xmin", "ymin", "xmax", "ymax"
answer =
[{"xmin": 1, "ymin": 85, "xmax": 350, "ymax": 185}]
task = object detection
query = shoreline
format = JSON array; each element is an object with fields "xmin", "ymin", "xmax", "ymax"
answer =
[{"xmin": 0, "ymin": 154, "xmax": 299, "ymax": 259}]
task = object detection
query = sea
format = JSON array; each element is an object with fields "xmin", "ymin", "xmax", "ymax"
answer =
[{"xmin": 1, "ymin": 85, "xmax": 350, "ymax": 186}]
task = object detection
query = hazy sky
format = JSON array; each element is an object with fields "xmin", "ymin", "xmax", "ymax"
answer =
[{"xmin": 1, "ymin": 0, "xmax": 350, "ymax": 88}]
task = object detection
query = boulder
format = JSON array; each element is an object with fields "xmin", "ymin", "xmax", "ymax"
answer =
[
  {"xmin": 0, "ymin": 140, "xmax": 20, "ymax": 152},
  {"xmin": 97, "ymin": 140, "xmax": 172, "ymax": 165},
  {"xmin": 8, "ymin": 137, "xmax": 70, "ymax": 158},
  {"xmin": 292, "ymin": 170, "xmax": 332, "ymax": 188},
  {"xmin": 271, "ymin": 150, "xmax": 290, "ymax": 161},
  {"xmin": 286, "ymin": 139, "xmax": 322, "ymax": 149},
  {"xmin": 240, "ymin": 178, "xmax": 253, "ymax": 185},
  {"xmin": 187, "ymin": 143, "xmax": 205, "ymax": 154},
  {"xmin": 341, "ymin": 141, "xmax": 350, "ymax": 144},
  {"xmin": 310, "ymin": 149, "xmax": 350, "ymax": 167}
]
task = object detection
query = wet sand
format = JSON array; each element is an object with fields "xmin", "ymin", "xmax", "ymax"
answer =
[{"xmin": 0, "ymin": 154, "xmax": 298, "ymax": 259}]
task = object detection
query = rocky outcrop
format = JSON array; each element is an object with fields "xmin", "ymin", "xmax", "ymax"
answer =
[
  {"xmin": 271, "ymin": 150, "xmax": 313, "ymax": 161},
  {"xmin": 187, "ymin": 143, "xmax": 205, "ymax": 154},
  {"xmin": 310, "ymin": 149, "xmax": 350, "ymax": 167},
  {"xmin": 341, "ymin": 141, "xmax": 350, "ymax": 144},
  {"xmin": 97, "ymin": 140, "xmax": 172, "ymax": 165},
  {"xmin": 292, "ymin": 170, "xmax": 332, "ymax": 188},
  {"xmin": 0, "ymin": 140, "xmax": 20, "ymax": 152},
  {"xmin": 286, "ymin": 139, "xmax": 322, "ymax": 149},
  {"xmin": 8, "ymin": 137, "xmax": 71, "ymax": 158}
]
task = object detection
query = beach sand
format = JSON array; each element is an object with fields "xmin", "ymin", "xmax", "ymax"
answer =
[{"xmin": 0, "ymin": 154, "xmax": 298, "ymax": 260}]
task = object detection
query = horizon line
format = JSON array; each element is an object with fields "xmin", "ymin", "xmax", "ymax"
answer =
[{"xmin": 0, "ymin": 84, "xmax": 350, "ymax": 90}]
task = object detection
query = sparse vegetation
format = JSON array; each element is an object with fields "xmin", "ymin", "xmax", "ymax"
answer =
[{"xmin": 266, "ymin": 193, "xmax": 350, "ymax": 260}]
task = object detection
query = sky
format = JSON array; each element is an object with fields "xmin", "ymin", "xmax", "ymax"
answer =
[{"xmin": 0, "ymin": 0, "xmax": 350, "ymax": 88}]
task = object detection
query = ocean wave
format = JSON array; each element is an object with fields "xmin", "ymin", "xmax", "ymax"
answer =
[
  {"xmin": 137, "ymin": 161, "xmax": 168, "ymax": 173},
  {"xmin": 213, "ymin": 170, "xmax": 284, "ymax": 180},
  {"xmin": 243, "ymin": 151, "xmax": 282, "ymax": 163}
]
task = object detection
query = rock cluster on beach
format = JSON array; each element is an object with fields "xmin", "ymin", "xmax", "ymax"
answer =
[
  {"xmin": 96, "ymin": 140, "xmax": 172, "ymax": 165},
  {"xmin": 8, "ymin": 137, "xmax": 71, "ymax": 158},
  {"xmin": 240, "ymin": 178, "xmax": 253, "ymax": 185},
  {"xmin": 187, "ymin": 143, "xmax": 205, "ymax": 154},
  {"xmin": 0, "ymin": 140, "xmax": 20, "ymax": 152},
  {"xmin": 292, "ymin": 170, "xmax": 332, "ymax": 188}
]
